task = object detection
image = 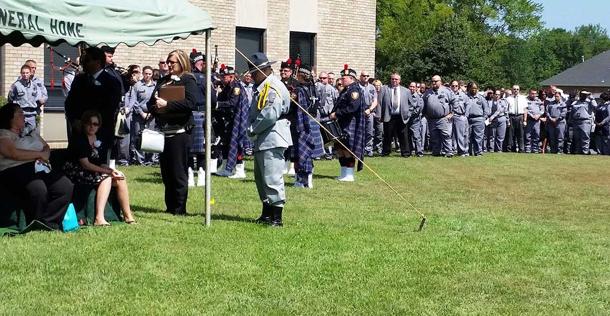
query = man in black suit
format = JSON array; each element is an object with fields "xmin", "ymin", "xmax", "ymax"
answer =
[
  {"xmin": 65, "ymin": 46, "xmax": 122, "ymax": 147},
  {"xmin": 380, "ymin": 72, "xmax": 412, "ymax": 157}
]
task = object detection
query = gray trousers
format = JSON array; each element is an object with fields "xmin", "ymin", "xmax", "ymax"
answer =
[
  {"xmin": 524, "ymin": 119, "xmax": 541, "ymax": 153},
  {"xmin": 452, "ymin": 115, "xmax": 468, "ymax": 155},
  {"xmin": 408, "ymin": 117, "xmax": 423, "ymax": 155},
  {"xmin": 546, "ymin": 120, "xmax": 566, "ymax": 154},
  {"xmin": 572, "ymin": 120, "xmax": 592, "ymax": 154},
  {"xmin": 468, "ymin": 117, "xmax": 486, "ymax": 155},
  {"xmin": 428, "ymin": 117, "xmax": 453, "ymax": 156},
  {"xmin": 419, "ymin": 116, "xmax": 428, "ymax": 151},
  {"xmin": 254, "ymin": 148, "xmax": 287, "ymax": 207},
  {"xmin": 130, "ymin": 115, "xmax": 146, "ymax": 164},
  {"xmin": 491, "ymin": 117, "xmax": 507, "ymax": 152},
  {"xmin": 364, "ymin": 114, "xmax": 375, "ymax": 155},
  {"xmin": 373, "ymin": 117, "xmax": 384, "ymax": 154}
]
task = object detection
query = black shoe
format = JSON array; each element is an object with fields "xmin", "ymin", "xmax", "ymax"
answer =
[
  {"xmin": 255, "ymin": 203, "xmax": 272, "ymax": 224},
  {"xmin": 269, "ymin": 205, "xmax": 283, "ymax": 227}
]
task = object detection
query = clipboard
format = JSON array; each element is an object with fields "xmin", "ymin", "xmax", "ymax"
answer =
[{"xmin": 159, "ymin": 85, "xmax": 185, "ymax": 102}]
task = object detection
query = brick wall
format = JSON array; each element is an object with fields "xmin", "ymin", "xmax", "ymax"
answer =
[{"xmin": 0, "ymin": 0, "xmax": 376, "ymax": 96}]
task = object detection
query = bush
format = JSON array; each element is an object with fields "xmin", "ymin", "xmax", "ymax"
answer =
[{"xmin": 0, "ymin": 96, "xmax": 6, "ymax": 107}]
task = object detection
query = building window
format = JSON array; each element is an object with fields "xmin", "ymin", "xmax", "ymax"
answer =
[
  {"xmin": 290, "ymin": 32, "xmax": 315, "ymax": 68},
  {"xmin": 235, "ymin": 27, "xmax": 265, "ymax": 74},
  {"xmin": 43, "ymin": 43, "xmax": 79, "ymax": 111}
]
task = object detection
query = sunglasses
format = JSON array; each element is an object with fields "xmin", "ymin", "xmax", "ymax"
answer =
[
  {"xmin": 319, "ymin": 76, "xmax": 328, "ymax": 79},
  {"xmin": 158, "ymin": 61, "xmax": 166, "ymax": 64},
  {"xmin": 87, "ymin": 122, "xmax": 100, "ymax": 127}
]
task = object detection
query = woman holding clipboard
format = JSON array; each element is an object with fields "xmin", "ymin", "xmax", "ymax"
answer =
[{"xmin": 148, "ymin": 50, "xmax": 199, "ymax": 216}]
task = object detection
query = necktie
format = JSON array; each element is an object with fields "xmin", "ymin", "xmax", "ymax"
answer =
[
  {"xmin": 392, "ymin": 87, "xmax": 399, "ymax": 110},
  {"xmin": 515, "ymin": 97, "xmax": 519, "ymax": 114}
]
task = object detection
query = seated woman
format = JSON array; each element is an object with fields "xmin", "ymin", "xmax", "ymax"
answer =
[
  {"xmin": 0, "ymin": 103, "xmax": 73, "ymax": 230},
  {"xmin": 63, "ymin": 111, "xmax": 136, "ymax": 226}
]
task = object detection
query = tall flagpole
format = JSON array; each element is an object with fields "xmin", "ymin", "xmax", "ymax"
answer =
[{"xmin": 204, "ymin": 30, "xmax": 212, "ymax": 227}]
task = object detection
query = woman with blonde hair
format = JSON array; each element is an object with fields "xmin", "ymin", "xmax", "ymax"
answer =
[{"xmin": 147, "ymin": 49, "xmax": 199, "ymax": 215}]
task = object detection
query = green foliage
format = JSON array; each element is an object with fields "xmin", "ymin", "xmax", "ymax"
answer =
[
  {"xmin": 376, "ymin": 0, "xmax": 610, "ymax": 89},
  {"xmin": 0, "ymin": 96, "xmax": 6, "ymax": 107},
  {"xmin": 1, "ymin": 156, "xmax": 609, "ymax": 314}
]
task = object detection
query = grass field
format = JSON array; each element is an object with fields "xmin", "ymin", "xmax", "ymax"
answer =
[{"xmin": 1, "ymin": 153, "xmax": 609, "ymax": 315}]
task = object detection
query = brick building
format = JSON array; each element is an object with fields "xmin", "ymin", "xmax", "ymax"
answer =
[{"xmin": 0, "ymin": 0, "xmax": 376, "ymax": 146}]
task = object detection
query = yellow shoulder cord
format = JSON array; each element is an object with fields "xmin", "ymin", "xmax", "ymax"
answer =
[
  {"xmin": 257, "ymin": 82, "xmax": 271, "ymax": 110},
  {"xmin": 257, "ymin": 82, "xmax": 281, "ymax": 111}
]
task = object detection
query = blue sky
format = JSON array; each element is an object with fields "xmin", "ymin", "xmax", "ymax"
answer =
[{"xmin": 536, "ymin": 0, "xmax": 610, "ymax": 33}]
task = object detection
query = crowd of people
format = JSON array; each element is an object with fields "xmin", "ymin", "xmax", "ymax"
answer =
[{"xmin": 2, "ymin": 45, "xmax": 610, "ymax": 229}]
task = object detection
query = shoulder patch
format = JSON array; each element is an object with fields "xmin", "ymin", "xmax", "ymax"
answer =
[
  {"xmin": 351, "ymin": 91, "xmax": 360, "ymax": 100},
  {"xmin": 233, "ymin": 87, "xmax": 241, "ymax": 96}
]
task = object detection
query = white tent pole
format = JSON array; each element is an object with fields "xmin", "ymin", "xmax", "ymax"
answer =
[{"xmin": 204, "ymin": 30, "xmax": 212, "ymax": 227}]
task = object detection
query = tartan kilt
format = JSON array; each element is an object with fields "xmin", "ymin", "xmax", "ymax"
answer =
[
  {"xmin": 309, "ymin": 119, "xmax": 325, "ymax": 158},
  {"xmin": 190, "ymin": 111, "xmax": 205, "ymax": 153},
  {"xmin": 338, "ymin": 112, "xmax": 365, "ymax": 164}
]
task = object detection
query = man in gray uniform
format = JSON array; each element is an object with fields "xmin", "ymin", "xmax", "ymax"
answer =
[
  {"xmin": 359, "ymin": 71, "xmax": 378, "ymax": 157},
  {"xmin": 524, "ymin": 88, "xmax": 545, "ymax": 153},
  {"xmin": 488, "ymin": 90, "xmax": 508, "ymax": 152},
  {"xmin": 546, "ymin": 91, "xmax": 568, "ymax": 154},
  {"xmin": 24, "ymin": 60, "xmax": 48, "ymax": 110},
  {"xmin": 465, "ymin": 82, "xmax": 490, "ymax": 156},
  {"xmin": 8, "ymin": 64, "xmax": 40, "ymax": 134},
  {"xmin": 422, "ymin": 75, "xmax": 454, "ymax": 157},
  {"xmin": 570, "ymin": 90, "xmax": 597, "ymax": 154},
  {"xmin": 246, "ymin": 52, "xmax": 292, "ymax": 227},
  {"xmin": 449, "ymin": 80, "xmax": 469, "ymax": 156},
  {"xmin": 408, "ymin": 82, "xmax": 424, "ymax": 156}
]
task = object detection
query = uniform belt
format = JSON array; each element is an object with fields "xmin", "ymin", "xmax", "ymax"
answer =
[
  {"xmin": 163, "ymin": 128, "xmax": 186, "ymax": 135},
  {"xmin": 469, "ymin": 115, "xmax": 483, "ymax": 118},
  {"xmin": 509, "ymin": 113, "xmax": 524, "ymax": 116}
]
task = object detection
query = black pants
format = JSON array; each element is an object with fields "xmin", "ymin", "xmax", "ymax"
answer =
[
  {"xmin": 507, "ymin": 115, "xmax": 524, "ymax": 152},
  {"xmin": 160, "ymin": 133, "xmax": 191, "ymax": 214},
  {"xmin": 383, "ymin": 115, "xmax": 409, "ymax": 156},
  {"xmin": 0, "ymin": 162, "xmax": 73, "ymax": 229}
]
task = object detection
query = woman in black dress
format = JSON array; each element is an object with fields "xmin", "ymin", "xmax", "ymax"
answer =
[
  {"xmin": 63, "ymin": 111, "xmax": 136, "ymax": 226},
  {"xmin": 148, "ymin": 49, "xmax": 198, "ymax": 215}
]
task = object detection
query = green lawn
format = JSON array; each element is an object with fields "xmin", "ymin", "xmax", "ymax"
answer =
[{"xmin": 1, "ymin": 154, "xmax": 609, "ymax": 315}]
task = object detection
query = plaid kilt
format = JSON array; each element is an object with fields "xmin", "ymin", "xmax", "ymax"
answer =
[
  {"xmin": 337, "ymin": 84, "xmax": 366, "ymax": 171},
  {"xmin": 225, "ymin": 82, "xmax": 252, "ymax": 172},
  {"xmin": 190, "ymin": 111, "xmax": 205, "ymax": 153}
]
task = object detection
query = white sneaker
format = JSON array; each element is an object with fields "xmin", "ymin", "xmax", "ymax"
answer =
[
  {"xmin": 209, "ymin": 158, "xmax": 218, "ymax": 174},
  {"xmin": 338, "ymin": 167, "xmax": 354, "ymax": 182},
  {"xmin": 196, "ymin": 167, "xmax": 205, "ymax": 186},
  {"xmin": 187, "ymin": 167, "xmax": 195, "ymax": 187},
  {"xmin": 307, "ymin": 173, "xmax": 313, "ymax": 188},
  {"xmin": 228, "ymin": 163, "xmax": 246, "ymax": 179}
]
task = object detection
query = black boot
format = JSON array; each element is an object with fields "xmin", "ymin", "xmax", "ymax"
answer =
[
  {"xmin": 255, "ymin": 203, "xmax": 272, "ymax": 224},
  {"xmin": 270, "ymin": 205, "xmax": 283, "ymax": 227}
]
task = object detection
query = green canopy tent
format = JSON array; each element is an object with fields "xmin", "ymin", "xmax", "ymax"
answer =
[{"xmin": 0, "ymin": 0, "xmax": 215, "ymax": 226}]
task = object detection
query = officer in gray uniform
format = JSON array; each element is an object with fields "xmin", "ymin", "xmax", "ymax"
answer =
[
  {"xmin": 465, "ymin": 82, "xmax": 490, "ymax": 156},
  {"xmin": 246, "ymin": 52, "xmax": 292, "ymax": 227},
  {"xmin": 545, "ymin": 91, "xmax": 568, "ymax": 154},
  {"xmin": 8, "ymin": 64, "xmax": 40, "ymax": 134},
  {"xmin": 524, "ymin": 88, "xmax": 545, "ymax": 153},
  {"xmin": 407, "ymin": 82, "xmax": 424, "ymax": 156},
  {"xmin": 422, "ymin": 75, "xmax": 455, "ymax": 157},
  {"xmin": 24, "ymin": 59, "xmax": 48, "ymax": 108},
  {"xmin": 449, "ymin": 80, "xmax": 469, "ymax": 156},
  {"xmin": 569, "ymin": 90, "xmax": 597, "ymax": 154},
  {"xmin": 488, "ymin": 90, "xmax": 508, "ymax": 152}
]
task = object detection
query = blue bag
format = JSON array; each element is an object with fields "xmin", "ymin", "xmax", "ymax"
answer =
[{"xmin": 62, "ymin": 203, "xmax": 79, "ymax": 232}]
